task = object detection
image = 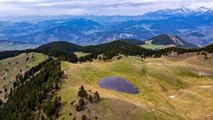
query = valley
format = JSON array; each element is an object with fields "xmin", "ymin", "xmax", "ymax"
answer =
[
  {"xmin": 0, "ymin": 40, "xmax": 38, "ymax": 51},
  {"xmin": 55, "ymin": 53, "xmax": 213, "ymax": 120}
]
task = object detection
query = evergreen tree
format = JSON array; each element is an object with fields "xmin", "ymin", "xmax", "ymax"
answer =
[
  {"xmin": 0, "ymin": 100, "xmax": 3, "ymax": 107},
  {"xmin": 41, "ymin": 114, "xmax": 45, "ymax": 120},
  {"xmin": 78, "ymin": 86, "xmax": 88, "ymax": 98},
  {"xmin": 76, "ymin": 98, "xmax": 85, "ymax": 112},
  {"xmin": 94, "ymin": 91, "xmax": 100, "ymax": 101},
  {"xmin": 89, "ymin": 95, "xmax": 93, "ymax": 103},
  {"xmin": 78, "ymin": 98, "xmax": 85, "ymax": 110}
]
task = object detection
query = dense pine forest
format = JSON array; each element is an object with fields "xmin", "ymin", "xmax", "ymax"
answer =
[{"xmin": 0, "ymin": 58, "xmax": 63, "ymax": 120}]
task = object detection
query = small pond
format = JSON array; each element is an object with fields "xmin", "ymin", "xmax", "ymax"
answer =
[{"xmin": 98, "ymin": 77, "xmax": 139, "ymax": 94}]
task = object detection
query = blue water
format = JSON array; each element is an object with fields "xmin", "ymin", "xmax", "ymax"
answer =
[{"xmin": 98, "ymin": 77, "xmax": 139, "ymax": 94}]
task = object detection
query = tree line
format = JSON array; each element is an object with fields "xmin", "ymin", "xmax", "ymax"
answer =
[
  {"xmin": 0, "ymin": 58, "xmax": 63, "ymax": 120},
  {"xmin": 0, "ymin": 41, "xmax": 212, "ymax": 62}
]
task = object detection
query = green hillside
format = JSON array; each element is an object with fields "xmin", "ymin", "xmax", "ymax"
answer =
[
  {"xmin": 55, "ymin": 53, "xmax": 213, "ymax": 120},
  {"xmin": 150, "ymin": 34, "xmax": 198, "ymax": 48},
  {"xmin": 141, "ymin": 40, "xmax": 174, "ymax": 50},
  {"xmin": 0, "ymin": 41, "xmax": 213, "ymax": 120},
  {"xmin": 0, "ymin": 53, "xmax": 48, "ymax": 102}
]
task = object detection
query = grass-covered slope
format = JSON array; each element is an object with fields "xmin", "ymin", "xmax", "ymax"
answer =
[
  {"xmin": 0, "ymin": 58, "xmax": 63, "ymax": 120},
  {"xmin": 0, "ymin": 53, "xmax": 48, "ymax": 102},
  {"xmin": 55, "ymin": 53, "xmax": 213, "ymax": 120},
  {"xmin": 74, "ymin": 52, "xmax": 91, "ymax": 58},
  {"xmin": 141, "ymin": 40, "xmax": 175, "ymax": 50},
  {"xmin": 150, "ymin": 34, "xmax": 198, "ymax": 48}
]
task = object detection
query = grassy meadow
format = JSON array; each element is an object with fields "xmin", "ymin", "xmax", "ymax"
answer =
[
  {"xmin": 74, "ymin": 52, "xmax": 91, "ymax": 58},
  {"xmin": 141, "ymin": 41, "xmax": 175, "ymax": 50},
  {"xmin": 56, "ymin": 53, "xmax": 213, "ymax": 120}
]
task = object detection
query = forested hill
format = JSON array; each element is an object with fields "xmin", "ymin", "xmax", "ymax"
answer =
[
  {"xmin": 118, "ymin": 39, "xmax": 146, "ymax": 45},
  {"xmin": 36, "ymin": 40, "xmax": 150, "ymax": 62},
  {"xmin": 0, "ymin": 58, "xmax": 63, "ymax": 120},
  {"xmin": 37, "ymin": 40, "xmax": 146, "ymax": 53},
  {"xmin": 201, "ymin": 44, "xmax": 213, "ymax": 53},
  {"xmin": 81, "ymin": 40, "xmax": 148, "ymax": 54},
  {"xmin": 37, "ymin": 41, "xmax": 81, "ymax": 52},
  {"xmin": 0, "ymin": 40, "xmax": 213, "ymax": 62},
  {"xmin": 35, "ymin": 40, "xmax": 213, "ymax": 61}
]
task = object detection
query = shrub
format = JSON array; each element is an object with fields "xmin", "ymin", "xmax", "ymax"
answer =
[{"xmin": 82, "ymin": 115, "xmax": 88, "ymax": 120}]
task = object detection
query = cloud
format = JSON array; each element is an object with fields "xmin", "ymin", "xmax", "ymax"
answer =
[{"xmin": 0, "ymin": 0, "xmax": 212, "ymax": 16}]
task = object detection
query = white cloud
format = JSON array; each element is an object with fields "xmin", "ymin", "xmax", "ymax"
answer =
[{"xmin": 0, "ymin": 0, "xmax": 212, "ymax": 16}]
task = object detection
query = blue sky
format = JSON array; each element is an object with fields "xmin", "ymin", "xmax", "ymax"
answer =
[{"xmin": 0, "ymin": 0, "xmax": 212, "ymax": 16}]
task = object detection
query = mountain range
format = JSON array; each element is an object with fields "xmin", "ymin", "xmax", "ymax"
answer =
[{"xmin": 0, "ymin": 7, "xmax": 212, "ymax": 48}]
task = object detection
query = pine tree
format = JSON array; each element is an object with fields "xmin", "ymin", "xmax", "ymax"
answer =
[
  {"xmin": 41, "ymin": 114, "xmax": 45, "ymax": 120},
  {"xmin": 0, "ymin": 100, "xmax": 3, "ymax": 107},
  {"xmin": 78, "ymin": 86, "xmax": 88, "ymax": 98},
  {"xmin": 89, "ymin": 95, "xmax": 93, "ymax": 103},
  {"xmin": 55, "ymin": 83, "xmax": 59, "ymax": 89},
  {"xmin": 94, "ymin": 91, "xmax": 100, "ymax": 101},
  {"xmin": 79, "ymin": 98, "xmax": 85, "ymax": 110}
]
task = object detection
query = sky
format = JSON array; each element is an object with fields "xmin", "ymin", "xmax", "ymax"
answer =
[{"xmin": 0, "ymin": 0, "xmax": 212, "ymax": 16}]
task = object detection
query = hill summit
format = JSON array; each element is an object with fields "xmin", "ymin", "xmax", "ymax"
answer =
[{"xmin": 151, "ymin": 34, "xmax": 198, "ymax": 48}]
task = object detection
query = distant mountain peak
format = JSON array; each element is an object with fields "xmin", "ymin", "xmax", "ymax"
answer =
[
  {"xmin": 175, "ymin": 6, "xmax": 191, "ymax": 13},
  {"xmin": 150, "ymin": 34, "xmax": 198, "ymax": 48},
  {"xmin": 146, "ymin": 7, "xmax": 212, "ymax": 14},
  {"xmin": 143, "ymin": 7, "xmax": 213, "ymax": 20},
  {"xmin": 196, "ymin": 7, "xmax": 212, "ymax": 12},
  {"xmin": 154, "ymin": 7, "xmax": 192, "ymax": 14},
  {"xmin": 166, "ymin": 6, "xmax": 212, "ymax": 13}
]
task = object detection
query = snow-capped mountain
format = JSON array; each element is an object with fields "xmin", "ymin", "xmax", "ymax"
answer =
[
  {"xmin": 195, "ymin": 7, "xmax": 212, "ymax": 13},
  {"xmin": 143, "ymin": 7, "xmax": 213, "ymax": 19},
  {"xmin": 0, "ymin": 7, "xmax": 212, "ymax": 48}
]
